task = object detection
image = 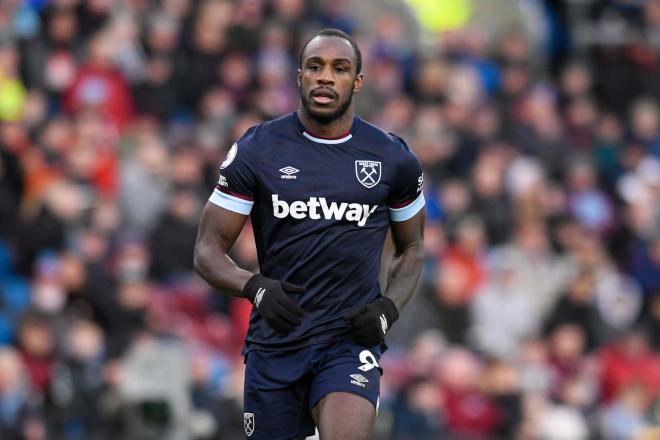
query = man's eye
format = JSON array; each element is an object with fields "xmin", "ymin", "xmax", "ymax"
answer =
[
  {"xmin": 336, "ymin": 66, "xmax": 348, "ymax": 72},
  {"xmin": 309, "ymin": 65, "xmax": 321, "ymax": 71}
]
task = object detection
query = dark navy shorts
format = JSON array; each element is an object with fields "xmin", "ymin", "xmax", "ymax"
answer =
[{"xmin": 242, "ymin": 339, "xmax": 382, "ymax": 439}]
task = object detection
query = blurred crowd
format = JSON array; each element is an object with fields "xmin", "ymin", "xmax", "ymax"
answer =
[{"xmin": 0, "ymin": 0, "xmax": 658, "ymax": 439}]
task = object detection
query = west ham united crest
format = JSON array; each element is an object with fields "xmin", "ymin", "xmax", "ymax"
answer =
[
  {"xmin": 244, "ymin": 412, "xmax": 255, "ymax": 436},
  {"xmin": 355, "ymin": 160, "xmax": 382, "ymax": 189}
]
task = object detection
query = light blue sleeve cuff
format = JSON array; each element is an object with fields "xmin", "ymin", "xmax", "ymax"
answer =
[
  {"xmin": 389, "ymin": 193, "xmax": 425, "ymax": 222},
  {"xmin": 209, "ymin": 189, "xmax": 253, "ymax": 215}
]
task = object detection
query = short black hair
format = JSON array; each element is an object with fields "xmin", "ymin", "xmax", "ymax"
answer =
[{"xmin": 298, "ymin": 28, "xmax": 362, "ymax": 74}]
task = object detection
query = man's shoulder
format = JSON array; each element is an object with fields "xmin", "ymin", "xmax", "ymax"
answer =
[
  {"xmin": 235, "ymin": 113, "xmax": 295, "ymax": 153},
  {"xmin": 257, "ymin": 113, "xmax": 297, "ymax": 135},
  {"xmin": 357, "ymin": 118, "xmax": 411, "ymax": 153}
]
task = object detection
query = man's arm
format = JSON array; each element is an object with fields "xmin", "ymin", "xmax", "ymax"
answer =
[
  {"xmin": 193, "ymin": 202, "xmax": 253, "ymax": 295},
  {"xmin": 194, "ymin": 201, "xmax": 306, "ymax": 333},
  {"xmin": 384, "ymin": 207, "xmax": 426, "ymax": 311},
  {"xmin": 343, "ymin": 208, "xmax": 425, "ymax": 346}
]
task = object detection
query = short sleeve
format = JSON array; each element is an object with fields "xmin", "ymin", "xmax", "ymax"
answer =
[
  {"xmin": 387, "ymin": 136, "xmax": 425, "ymax": 222},
  {"xmin": 209, "ymin": 129, "xmax": 258, "ymax": 215}
]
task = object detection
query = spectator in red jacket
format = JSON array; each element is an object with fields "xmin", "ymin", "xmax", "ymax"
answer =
[
  {"xmin": 438, "ymin": 348, "xmax": 500, "ymax": 438},
  {"xmin": 599, "ymin": 329, "xmax": 660, "ymax": 404},
  {"xmin": 63, "ymin": 31, "xmax": 134, "ymax": 133}
]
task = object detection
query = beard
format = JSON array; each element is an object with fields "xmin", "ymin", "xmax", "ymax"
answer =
[{"xmin": 300, "ymin": 86, "xmax": 354, "ymax": 125}]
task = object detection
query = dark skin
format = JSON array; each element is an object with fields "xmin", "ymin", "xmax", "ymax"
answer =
[
  {"xmin": 194, "ymin": 35, "xmax": 425, "ymax": 440},
  {"xmin": 297, "ymin": 35, "xmax": 363, "ymax": 137}
]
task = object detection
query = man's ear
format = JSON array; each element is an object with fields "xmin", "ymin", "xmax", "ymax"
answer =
[
  {"xmin": 353, "ymin": 73, "xmax": 364, "ymax": 93},
  {"xmin": 297, "ymin": 69, "xmax": 302, "ymax": 86}
]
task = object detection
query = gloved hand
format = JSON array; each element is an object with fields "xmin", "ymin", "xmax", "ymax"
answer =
[
  {"xmin": 242, "ymin": 274, "xmax": 306, "ymax": 334},
  {"xmin": 343, "ymin": 297, "xmax": 399, "ymax": 347}
]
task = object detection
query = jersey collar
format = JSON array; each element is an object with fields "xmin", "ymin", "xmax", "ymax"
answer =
[
  {"xmin": 294, "ymin": 112, "xmax": 358, "ymax": 145},
  {"xmin": 302, "ymin": 130, "xmax": 352, "ymax": 144}
]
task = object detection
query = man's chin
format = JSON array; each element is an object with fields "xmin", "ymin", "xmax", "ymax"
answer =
[
  {"xmin": 307, "ymin": 108, "xmax": 342, "ymax": 124},
  {"xmin": 301, "ymin": 92, "xmax": 353, "ymax": 125}
]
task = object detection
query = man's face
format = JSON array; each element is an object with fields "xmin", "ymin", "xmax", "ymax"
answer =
[{"xmin": 298, "ymin": 36, "xmax": 363, "ymax": 124}]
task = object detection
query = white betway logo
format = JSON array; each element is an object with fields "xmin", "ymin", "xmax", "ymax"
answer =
[{"xmin": 272, "ymin": 195, "xmax": 377, "ymax": 227}]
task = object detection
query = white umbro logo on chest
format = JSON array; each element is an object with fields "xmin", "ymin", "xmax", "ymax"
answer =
[{"xmin": 279, "ymin": 166, "xmax": 299, "ymax": 180}]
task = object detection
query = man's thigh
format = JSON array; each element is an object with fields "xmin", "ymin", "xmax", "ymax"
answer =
[
  {"xmin": 244, "ymin": 350, "xmax": 316, "ymax": 440},
  {"xmin": 313, "ymin": 392, "xmax": 376, "ymax": 440},
  {"xmin": 309, "ymin": 340, "xmax": 382, "ymax": 439}
]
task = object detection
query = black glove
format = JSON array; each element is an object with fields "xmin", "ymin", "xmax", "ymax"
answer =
[
  {"xmin": 343, "ymin": 297, "xmax": 399, "ymax": 347},
  {"xmin": 242, "ymin": 274, "xmax": 306, "ymax": 334}
]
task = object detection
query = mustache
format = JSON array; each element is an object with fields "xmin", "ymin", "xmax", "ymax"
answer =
[{"xmin": 310, "ymin": 87, "xmax": 338, "ymax": 99}]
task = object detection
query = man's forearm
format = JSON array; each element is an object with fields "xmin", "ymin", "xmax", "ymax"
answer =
[
  {"xmin": 194, "ymin": 240, "xmax": 253, "ymax": 297},
  {"xmin": 383, "ymin": 241, "xmax": 424, "ymax": 311}
]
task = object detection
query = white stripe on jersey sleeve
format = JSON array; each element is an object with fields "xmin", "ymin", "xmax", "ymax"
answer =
[
  {"xmin": 388, "ymin": 193, "xmax": 425, "ymax": 222},
  {"xmin": 209, "ymin": 189, "xmax": 254, "ymax": 215}
]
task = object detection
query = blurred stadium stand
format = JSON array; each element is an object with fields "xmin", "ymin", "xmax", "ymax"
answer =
[{"xmin": 0, "ymin": 0, "xmax": 659, "ymax": 439}]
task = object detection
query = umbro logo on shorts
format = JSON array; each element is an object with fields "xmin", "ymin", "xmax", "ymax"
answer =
[{"xmin": 350, "ymin": 373, "xmax": 369, "ymax": 388}]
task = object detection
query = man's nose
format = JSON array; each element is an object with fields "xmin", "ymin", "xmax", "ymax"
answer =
[{"xmin": 317, "ymin": 66, "xmax": 335, "ymax": 84}]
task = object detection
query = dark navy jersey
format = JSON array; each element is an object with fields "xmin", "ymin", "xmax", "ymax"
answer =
[{"xmin": 209, "ymin": 112, "xmax": 424, "ymax": 352}]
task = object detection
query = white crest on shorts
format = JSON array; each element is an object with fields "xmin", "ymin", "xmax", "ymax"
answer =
[
  {"xmin": 220, "ymin": 143, "xmax": 238, "ymax": 169},
  {"xmin": 244, "ymin": 412, "xmax": 255, "ymax": 436},
  {"xmin": 355, "ymin": 160, "xmax": 382, "ymax": 188}
]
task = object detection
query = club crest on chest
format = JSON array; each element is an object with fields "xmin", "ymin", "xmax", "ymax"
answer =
[{"xmin": 355, "ymin": 160, "xmax": 382, "ymax": 189}]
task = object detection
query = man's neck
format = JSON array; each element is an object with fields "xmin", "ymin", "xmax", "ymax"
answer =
[{"xmin": 297, "ymin": 107, "xmax": 355, "ymax": 138}]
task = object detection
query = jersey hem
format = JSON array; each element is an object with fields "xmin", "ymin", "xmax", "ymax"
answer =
[{"xmin": 242, "ymin": 332, "xmax": 351, "ymax": 355}]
